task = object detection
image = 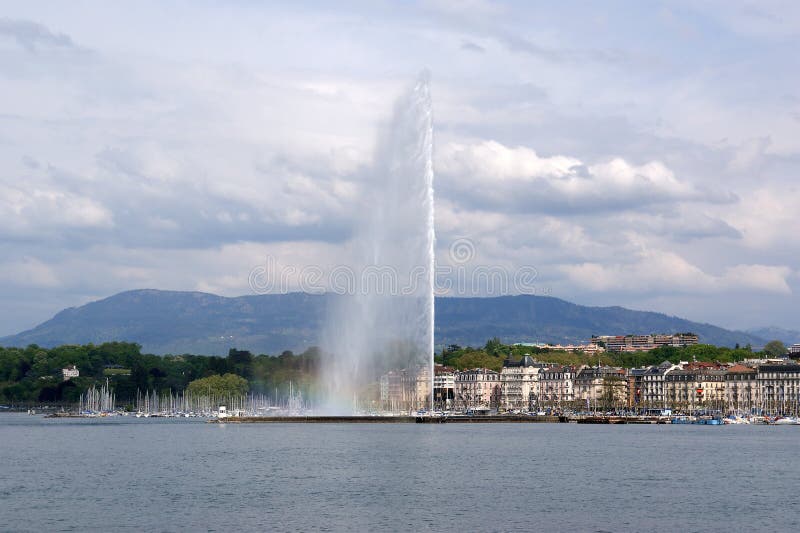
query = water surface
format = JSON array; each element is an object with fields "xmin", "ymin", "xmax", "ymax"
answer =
[{"xmin": 1, "ymin": 413, "xmax": 798, "ymax": 532}]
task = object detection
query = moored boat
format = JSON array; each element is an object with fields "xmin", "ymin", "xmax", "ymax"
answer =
[{"xmin": 771, "ymin": 416, "xmax": 800, "ymax": 425}]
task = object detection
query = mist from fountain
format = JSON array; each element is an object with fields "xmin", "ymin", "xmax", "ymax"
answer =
[{"xmin": 320, "ymin": 73, "xmax": 435, "ymax": 414}]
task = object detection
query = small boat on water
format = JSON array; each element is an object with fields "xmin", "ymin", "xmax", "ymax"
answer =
[
  {"xmin": 670, "ymin": 415, "xmax": 723, "ymax": 425},
  {"xmin": 694, "ymin": 416, "xmax": 723, "ymax": 425},
  {"xmin": 771, "ymin": 416, "xmax": 800, "ymax": 425},
  {"xmin": 724, "ymin": 415, "xmax": 750, "ymax": 424}
]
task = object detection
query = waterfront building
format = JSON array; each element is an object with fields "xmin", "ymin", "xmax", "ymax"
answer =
[
  {"xmin": 538, "ymin": 365, "xmax": 574, "ymax": 409},
  {"xmin": 790, "ymin": 343, "xmax": 800, "ymax": 355},
  {"xmin": 500, "ymin": 356, "xmax": 541, "ymax": 411},
  {"xmin": 757, "ymin": 364, "xmax": 800, "ymax": 415},
  {"xmin": 664, "ymin": 368, "xmax": 726, "ymax": 412},
  {"xmin": 379, "ymin": 366, "xmax": 432, "ymax": 413},
  {"xmin": 627, "ymin": 367, "xmax": 647, "ymax": 409},
  {"xmin": 573, "ymin": 366, "xmax": 628, "ymax": 411},
  {"xmin": 725, "ymin": 364, "xmax": 759, "ymax": 413},
  {"xmin": 415, "ymin": 365, "xmax": 432, "ymax": 411},
  {"xmin": 640, "ymin": 361, "xmax": 681, "ymax": 408},
  {"xmin": 433, "ymin": 365, "xmax": 456, "ymax": 409},
  {"xmin": 454, "ymin": 368, "xmax": 500, "ymax": 410},
  {"xmin": 380, "ymin": 370, "xmax": 403, "ymax": 411},
  {"xmin": 62, "ymin": 365, "xmax": 79, "ymax": 381}
]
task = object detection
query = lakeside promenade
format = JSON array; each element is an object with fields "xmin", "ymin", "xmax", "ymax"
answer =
[
  {"xmin": 206, "ymin": 414, "xmax": 724, "ymax": 424},
  {"xmin": 206, "ymin": 414, "xmax": 561, "ymax": 424}
]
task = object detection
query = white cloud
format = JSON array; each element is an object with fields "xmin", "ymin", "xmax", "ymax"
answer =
[
  {"xmin": 439, "ymin": 140, "xmax": 579, "ymax": 180},
  {"xmin": 0, "ymin": 181, "xmax": 113, "ymax": 238},
  {"xmin": 0, "ymin": 3, "xmax": 798, "ymax": 335},
  {"xmin": 437, "ymin": 140, "xmax": 725, "ymax": 214},
  {"xmin": 563, "ymin": 250, "xmax": 792, "ymax": 295},
  {"xmin": 722, "ymin": 188, "xmax": 800, "ymax": 250},
  {"xmin": 728, "ymin": 136, "xmax": 771, "ymax": 173},
  {"xmin": 0, "ymin": 256, "xmax": 59, "ymax": 288},
  {"xmin": 0, "ymin": 17, "xmax": 76, "ymax": 52},
  {"xmin": 722, "ymin": 264, "xmax": 793, "ymax": 294}
]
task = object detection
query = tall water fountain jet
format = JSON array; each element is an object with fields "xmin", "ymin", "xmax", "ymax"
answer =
[{"xmin": 321, "ymin": 73, "xmax": 435, "ymax": 414}]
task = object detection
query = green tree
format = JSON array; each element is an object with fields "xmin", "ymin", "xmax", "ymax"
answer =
[
  {"xmin": 228, "ymin": 349, "xmax": 254, "ymax": 379},
  {"xmin": 187, "ymin": 373, "xmax": 249, "ymax": 397},
  {"xmin": 764, "ymin": 340, "xmax": 788, "ymax": 357},
  {"xmin": 484, "ymin": 337, "xmax": 504, "ymax": 356},
  {"xmin": 452, "ymin": 351, "xmax": 505, "ymax": 372}
]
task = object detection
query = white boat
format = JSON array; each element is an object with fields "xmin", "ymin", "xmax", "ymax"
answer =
[
  {"xmin": 724, "ymin": 415, "xmax": 750, "ymax": 424},
  {"xmin": 772, "ymin": 416, "xmax": 800, "ymax": 425}
]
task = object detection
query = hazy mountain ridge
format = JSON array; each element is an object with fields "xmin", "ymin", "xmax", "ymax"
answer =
[
  {"xmin": 0, "ymin": 289, "xmax": 768, "ymax": 355},
  {"xmin": 746, "ymin": 327, "xmax": 800, "ymax": 346}
]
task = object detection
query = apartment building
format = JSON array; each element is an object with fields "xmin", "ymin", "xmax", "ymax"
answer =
[
  {"xmin": 454, "ymin": 368, "xmax": 501, "ymax": 410},
  {"xmin": 538, "ymin": 365, "xmax": 575, "ymax": 408},
  {"xmin": 499, "ymin": 356, "xmax": 541, "ymax": 411}
]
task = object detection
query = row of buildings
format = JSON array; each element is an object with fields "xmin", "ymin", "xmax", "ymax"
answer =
[
  {"xmin": 515, "ymin": 334, "xmax": 699, "ymax": 355},
  {"xmin": 417, "ymin": 358, "xmax": 800, "ymax": 415},
  {"xmin": 591, "ymin": 333, "xmax": 699, "ymax": 353}
]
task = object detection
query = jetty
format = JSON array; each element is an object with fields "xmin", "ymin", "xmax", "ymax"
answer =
[
  {"xmin": 207, "ymin": 414, "xmax": 681, "ymax": 424},
  {"xmin": 207, "ymin": 415, "xmax": 564, "ymax": 424},
  {"xmin": 415, "ymin": 415, "xmax": 563, "ymax": 423},
  {"xmin": 208, "ymin": 416, "xmax": 416, "ymax": 423}
]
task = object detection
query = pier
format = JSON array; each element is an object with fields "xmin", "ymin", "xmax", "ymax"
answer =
[
  {"xmin": 208, "ymin": 415, "xmax": 565, "ymax": 424},
  {"xmin": 208, "ymin": 414, "xmax": 678, "ymax": 424},
  {"xmin": 208, "ymin": 416, "xmax": 416, "ymax": 423},
  {"xmin": 415, "ymin": 415, "xmax": 563, "ymax": 423}
]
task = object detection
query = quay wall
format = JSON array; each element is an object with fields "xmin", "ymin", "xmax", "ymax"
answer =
[{"xmin": 209, "ymin": 415, "xmax": 565, "ymax": 424}]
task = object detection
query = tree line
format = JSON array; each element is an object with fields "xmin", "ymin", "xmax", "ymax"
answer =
[
  {"xmin": 0, "ymin": 342, "xmax": 319, "ymax": 405},
  {"xmin": 436, "ymin": 337, "xmax": 788, "ymax": 371},
  {"xmin": 1, "ymin": 338, "xmax": 789, "ymax": 405}
]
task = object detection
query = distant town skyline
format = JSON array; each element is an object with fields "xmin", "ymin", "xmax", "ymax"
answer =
[{"xmin": 1, "ymin": 1, "xmax": 799, "ymax": 336}]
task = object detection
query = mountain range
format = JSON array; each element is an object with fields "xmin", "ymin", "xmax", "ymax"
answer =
[
  {"xmin": 0, "ymin": 289, "xmax": 772, "ymax": 355},
  {"xmin": 745, "ymin": 326, "xmax": 800, "ymax": 347}
]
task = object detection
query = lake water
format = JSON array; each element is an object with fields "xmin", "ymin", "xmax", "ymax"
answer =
[{"xmin": 1, "ymin": 413, "xmax": 798, "ymax": 532}]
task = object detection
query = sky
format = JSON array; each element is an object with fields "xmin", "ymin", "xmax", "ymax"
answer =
[{"xmin": 0, "ymin": 0, "xmax": 798, "ymax": 336}]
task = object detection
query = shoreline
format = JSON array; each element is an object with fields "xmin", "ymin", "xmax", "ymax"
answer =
[{"xmin": 208, "ymin": 415, "xmax": 560, "ymax": 424}]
